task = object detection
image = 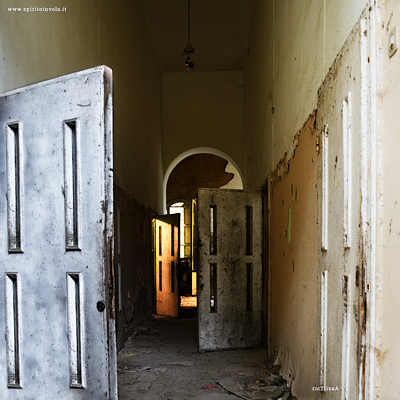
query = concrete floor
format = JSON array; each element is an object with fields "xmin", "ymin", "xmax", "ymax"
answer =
[{"xmin": 117, "ymin": 312, "xmax": 293, "ymax": 400}]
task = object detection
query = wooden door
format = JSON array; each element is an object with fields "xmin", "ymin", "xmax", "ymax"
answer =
[{"xmin": 154, "ymin": 214, "xmax": 179, "ymax": 318}]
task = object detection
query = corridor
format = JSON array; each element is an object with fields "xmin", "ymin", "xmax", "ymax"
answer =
[{"xmin": 117, "ymin": 315, "xmax": 292, "ymax": 399}]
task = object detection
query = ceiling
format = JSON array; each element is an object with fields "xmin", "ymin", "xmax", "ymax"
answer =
[{"xmin": 139, "ymin": 0, "xmax": 255, "ymax": 72}]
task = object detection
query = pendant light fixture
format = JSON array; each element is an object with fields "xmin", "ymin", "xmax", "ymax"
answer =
[{"xmin": 182, "ymin": 0, "xmax": 195, "ymax": 69}]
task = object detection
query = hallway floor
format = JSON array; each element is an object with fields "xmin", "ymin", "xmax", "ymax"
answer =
[{"xmin": 117, "ymin": 314, "xmax": 292, "ymax": 399}]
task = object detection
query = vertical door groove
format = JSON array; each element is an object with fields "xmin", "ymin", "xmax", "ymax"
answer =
[
  {"xmin": 322, "ymin": 125, "xmax": 329, "ymax": 251},
  {"xmin": 246, "ymin": 263, "xmax": 253, "ymax": 311},
  {"xmin": 158, "ymin": 226, "xmax": 162, "ymax": 256},
  {"xmin": 320, "ymin": 270, "xmax": 328, "ymax": 386},
  {"xmin": 210, "ymin": 206, "xmax": 217, "ymax": 255},
  {"xmin": 343, "ymin": 93, "xmax": 352, "ymax": 248},
  {"xmin": 118, "ymin": 264, "xmax": 122, "ymax": 312},
  {"xmin": 5, "ymin": 273, "xmax": 21, "ymax": 388},
  {"xmin": 64, "ymin": 120, "xmax": 81, "ymax": 250},
  {"xmin": 341, "ymin": 275, "xmax": 351, "ymax": 400},
  {"xmin": 210, "ymin": 264, "xmax": 217, "ymax": 312},
  {"xmin": 6, "ymin": 123, "xmax": 24, "ymax": 253},
  {"xmin": 171, "ymin": 225, "xmax": 175, "ymax": 256},
  {"xmin": 246, "ymin": 207, "xmax": 253, "ymax": 255},
  {"xmin": 67, "ymin": 273, "xmax": 84, "ymax": 388},
  {"xmin": 171, "ymin": 261, "xmax": 175, "ymax": 293},
  {"xmin": 159, "ymin": 261, "xmax": 162, "ymax": 292}
]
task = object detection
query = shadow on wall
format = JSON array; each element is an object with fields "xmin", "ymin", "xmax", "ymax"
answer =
[{"xmin": 114, "ymin": 185, "xmax": 156, "ymax": 351}]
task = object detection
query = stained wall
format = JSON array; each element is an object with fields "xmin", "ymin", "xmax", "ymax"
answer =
[{"xmin": 269, "ymin": 115, "xmax": 318, "ymax": 399}]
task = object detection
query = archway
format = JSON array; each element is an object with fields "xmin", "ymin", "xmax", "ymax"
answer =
[
  {"xmin": 162, "ymin": 147, "xmax": 244, "ymax": 213},
  {"xmin": 159, "ymin": 149, "xmax": 243, "ymax": 317}
]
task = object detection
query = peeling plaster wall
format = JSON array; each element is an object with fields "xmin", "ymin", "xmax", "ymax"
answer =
[
  {"xmin": 376, "ymin": 1, "xmax": 400, "ymax": 397},
  {"xmin": 269, "ymin": 115, "xmax": 318, "ymax": 399},
  {"xmin": 244, "ymin": 0, "xmax": 368, "ymax": 189},
  {"xmin": 162, "ymin": 71, "xmax": 245, "ymax": 177},
  {"xmin": 0, "ymin": 0, "xmax": 163, "ymax": 212}
]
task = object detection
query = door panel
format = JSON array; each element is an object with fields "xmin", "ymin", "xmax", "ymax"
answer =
[
  {"xmin": 154, "ymin": 214, "xmax": 179, "ymax": 318},
  {"xmin": 0, "ymin": 66, "xmax": 116, "ymax": 399},
  {"xmin": 197, "ymin": 189, "xmax": 262, "ymax": 352},
  {"xmin": 317, "ymin": 28, "xmax": 362, "ymax": 399}
]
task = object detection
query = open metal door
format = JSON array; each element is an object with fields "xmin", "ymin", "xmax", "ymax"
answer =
[
  {"xmin": 154, "ymin": 214, "xmax": 179, "ymax": 318},
  {"xmin": 0, "ymin": 66, "xmax": 117, "ymax": 399},
  {"xmin": 197, "ymin": 189, "xmax": 263, "ymax": 351}
]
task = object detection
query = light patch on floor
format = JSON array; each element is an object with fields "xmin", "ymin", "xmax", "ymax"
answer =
[{"xmin": 180, "ymin": 295, "xmax": 197, "ymax": 308}]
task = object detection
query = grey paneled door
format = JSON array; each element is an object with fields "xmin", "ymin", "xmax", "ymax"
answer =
[
  {"xmin": 0, "ymin": 66, "xmax": 117, "ymax": 399},
  {"xmin": 197, "ymin": 189, "xmax": 263, "ymax": 352}
]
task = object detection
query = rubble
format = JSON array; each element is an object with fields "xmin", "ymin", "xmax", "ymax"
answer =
[{"xmin": 117, "ymin": 316, "xmax": 295, "ymax": 399}]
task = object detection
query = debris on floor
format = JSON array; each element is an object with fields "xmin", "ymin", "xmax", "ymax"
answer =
[
  {"xmin": 117, "ymin": 316, "xmax": 296, "ymax": 400},
  {"xmin": 218, "ymin": 376, "xmax": 289, "ymax": 400},
  {"xmin": 166, "ymin": 360, "xmax": 195, "ymax": 366},
  {"xmin": 218, "ymin": 378, "xmax": 254, "ymax": 400},
  {"xmin": 201, "ymin": 383, "xmax": 219, "ymax": 389}
]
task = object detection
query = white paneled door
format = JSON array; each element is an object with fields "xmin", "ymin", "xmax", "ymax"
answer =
[{"xmin": 0, "ymin": 66, "xmax": 117, "ymax": 399}]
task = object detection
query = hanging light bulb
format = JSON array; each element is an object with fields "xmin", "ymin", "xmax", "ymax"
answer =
[
  {"xmin": 182, "ymin": 0, "xmax": 195, "ymax": 69},
  {"xmin": 185, "ymin": 56, "xmax": 194, "ymax": 69}
]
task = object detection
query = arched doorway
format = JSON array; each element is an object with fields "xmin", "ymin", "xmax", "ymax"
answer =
[
  {"xmin": 162, "ymin": 147, "xmax": 243, "ymax": 213},
  {"xmin": 155, "ymin": 150, "xmax": 243, "ymax": 318}
]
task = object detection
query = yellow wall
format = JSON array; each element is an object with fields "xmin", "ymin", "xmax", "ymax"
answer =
[
  {"xmin": 269, "ymin": 115, "xmax": 318, "ymax": 399},
  {"xmin": 0, "ymin": 0, "xmax": 164, "ymax": 211}
]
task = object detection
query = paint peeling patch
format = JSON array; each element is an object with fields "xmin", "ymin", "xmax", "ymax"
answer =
[{"xmin": 270, "ymin": 111, "xmax": 317, "ymax": 194}]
